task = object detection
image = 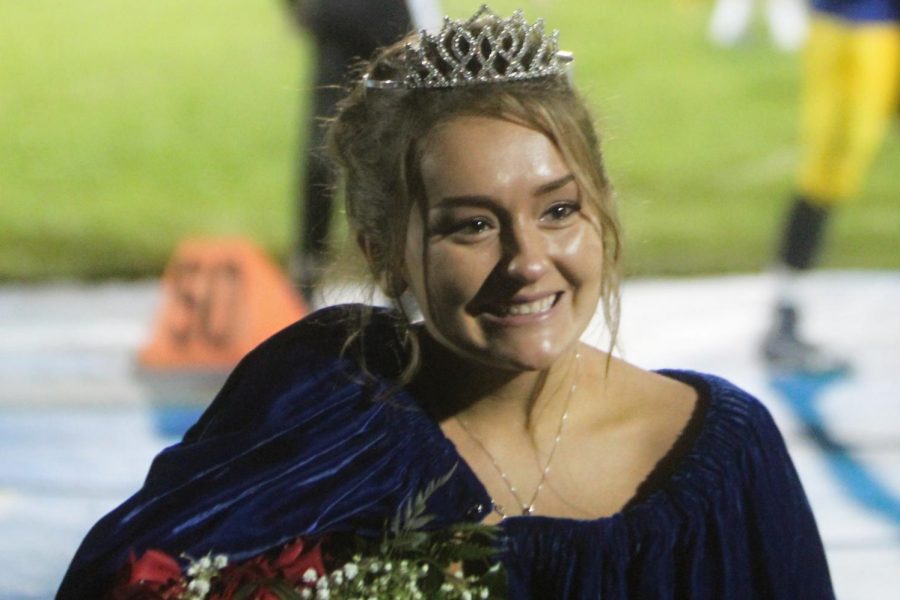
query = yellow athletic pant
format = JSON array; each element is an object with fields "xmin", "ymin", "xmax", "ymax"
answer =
[{"xmin": 798, "ymin": 15, "xmax": 900, "ymax": 206}]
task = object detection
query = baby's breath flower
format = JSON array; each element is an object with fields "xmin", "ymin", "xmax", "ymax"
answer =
[
  {"xmin": 303, "ymin": 567, "xmax": 319, "ymax": 583},
  {"xmin": 330, "ymin": 570, "xmax": 344, "ymax": 585},
  {"xmin": 212, "ymin": 554, "xmax": 228, "ymax": 569},
  {"xmin": 187, "ymin": 578, "xmax": 211, "ymax": 596},
  {"xmin": 316, "ymin": 576, "xmax": 330, "ymax": 589},
  {"xmin": 461, "ymin": 591, "xmax": 472, "ymax": 600},
  {"xmin": 300, "ymin": 589, "xmax": 313, "ymax": 599},
  {"xmin": 440, "ymin": 582, "xmax": 454, "ymax": 593},
  {"xmin": 343, "ymin": 562, "xmax": 359, "ymax": 579},
  {"xmin": 316, "ymin": 589, "xmax": 330, "ymax": 600}
]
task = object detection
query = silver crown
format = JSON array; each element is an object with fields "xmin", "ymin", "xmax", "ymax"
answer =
[{"xmin": 365, "ymin": 5, "xmax": 573, "ymax": 90}]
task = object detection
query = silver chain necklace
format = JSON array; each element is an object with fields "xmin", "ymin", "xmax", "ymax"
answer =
[{"xmin": 454, "ymin": 351, "xmax": 581, "ymax": 518}]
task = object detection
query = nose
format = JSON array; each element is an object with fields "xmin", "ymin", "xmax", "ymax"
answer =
[{"xmin": 503, "ymin": 221, "xmax": 550, "ymax": 283}]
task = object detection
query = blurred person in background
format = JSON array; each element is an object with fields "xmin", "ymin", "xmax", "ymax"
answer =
[
  {"xmin": 709, "ymin": 0, "xmax": 809, "ymax": 51},
  {"xmin": 763, "ymin": 0, "xmax": 900, "ymax": 372},
  {"xmin": 286, "ymin": 0, "xmax": 441, "ymax": 301}
]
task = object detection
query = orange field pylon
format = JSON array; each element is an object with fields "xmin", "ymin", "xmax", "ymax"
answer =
[{"xmin": 138, "ymin": 238, "xmax": 308, "ymax": 370}]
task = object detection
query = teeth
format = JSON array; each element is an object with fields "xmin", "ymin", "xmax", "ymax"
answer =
[{"xmin": 504, "ymin": 295, "xmax": 556, "ymax": 316}]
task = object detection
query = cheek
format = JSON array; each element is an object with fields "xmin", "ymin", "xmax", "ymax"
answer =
[
  {"xmin": 423, "ymin": 247, "xmax": 483, "ymax": 307},
  {"xmin": 404, "ymin": 236, "xmax": 476, "ymax": 321},
  {"xmin": 556, "ymin": 223, "xmax": 605, "ymax": 277}
]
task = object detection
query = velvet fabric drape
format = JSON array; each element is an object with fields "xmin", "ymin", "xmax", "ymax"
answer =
[{"xmin": 57, "ymin": 305, "xmax": 834, "ymax": 599}]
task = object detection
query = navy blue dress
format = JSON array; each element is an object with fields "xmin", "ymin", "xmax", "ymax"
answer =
[{"xmin": 57, "ymin": 305, "xmax": 834, "ymax": 599}]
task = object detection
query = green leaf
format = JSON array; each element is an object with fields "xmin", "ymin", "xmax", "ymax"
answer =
[{"xmin": 390, "ymin": 466, "xmax": 458, "ymax": 535}]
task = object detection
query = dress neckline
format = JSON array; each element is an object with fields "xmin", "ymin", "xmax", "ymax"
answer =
[{"xmin": 404, "ymin": 369, "xmax": 716, "ymax": 526}]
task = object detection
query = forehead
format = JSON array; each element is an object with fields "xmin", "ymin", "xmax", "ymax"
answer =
[{"xmin": 418, "ymin": 116, "xmax": 571, "ymax": 202}]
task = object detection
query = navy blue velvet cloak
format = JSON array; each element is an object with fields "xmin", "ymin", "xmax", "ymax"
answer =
[{"xmin": 57, "ymin": 305, "xmax": 834, "ymax": 599}]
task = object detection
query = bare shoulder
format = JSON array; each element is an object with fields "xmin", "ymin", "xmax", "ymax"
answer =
[
  {"xmin": 622, "ymin": 360, "xmax": 698, "ymax": 413},
  {"xmin": 581, "ymin": 347, "xmax": 699, "ymax": 450},
  {"xmin": 543, "ymin": 346, "xmax": 704, "ymax": 517}
]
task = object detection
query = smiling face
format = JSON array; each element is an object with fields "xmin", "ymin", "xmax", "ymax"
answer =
[{"xmin": 404, "ymin": 116, "xmax": 605, "ymax": 372}]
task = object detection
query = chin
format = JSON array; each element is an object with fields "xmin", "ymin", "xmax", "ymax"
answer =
[
  {"xmin": 482, "ymin": 342, "xmax": 572, "ymax": 372},
  {"xmin": 430, "ymin": 324, "xmax": 576, "ymax": 372}
]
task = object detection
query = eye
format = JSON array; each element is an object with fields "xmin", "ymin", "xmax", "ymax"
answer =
[
  {"xmin": 542, "ymin": 201, "xmax": 581, "ymax": 224},
  {"xmin": 455, "ymin": 217, "xmax": 494, "ymax": 236},
  {"xmin": 428, "ymin": 210, "xmax": 497, "ymax": 240}
]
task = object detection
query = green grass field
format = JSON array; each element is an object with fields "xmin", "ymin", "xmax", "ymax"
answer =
[{"xmin": 1, "ymin": 0, "xmax": 897, "ymax": 281}]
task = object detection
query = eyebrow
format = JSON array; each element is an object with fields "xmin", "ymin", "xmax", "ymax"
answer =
[
  {"xmin": 432, "ymin": 174, "xmax": 577, "ymax": 209},
  {"xmin": 533, "ymin": 173, "xmax": 576, "ymax": 195}
]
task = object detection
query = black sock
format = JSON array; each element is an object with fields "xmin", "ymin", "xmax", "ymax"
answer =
[{"xmin": 777, "ymin": 195, "xmax": 831, "ymax": 270}]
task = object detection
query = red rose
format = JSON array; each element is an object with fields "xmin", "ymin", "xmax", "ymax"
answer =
[
  {"xmin": 209, "ymin": 538, "xmax": 326, "ymax": 600},
  {"xmin": 128, "ymin": 549, "xmax": 183, "ymax": 584},
  {"xmin": 210, "ymin": 558, "xmax": 278, "ymax": 599},
  {"xmin": 106, "ymin": 549, "xmax": 185, "ymax": 599},
  {"xmin": 272, "ymin": 538, "xmax": 326, "ymax": 582},
  {"xmin": 108, "ymin": 539, "xmax": 328, "ymax": 600}
]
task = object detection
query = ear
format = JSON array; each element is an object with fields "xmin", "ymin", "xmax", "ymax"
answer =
[{"xmin": 357, "ymin": 232, "xmax": 406, "ymax": 297}]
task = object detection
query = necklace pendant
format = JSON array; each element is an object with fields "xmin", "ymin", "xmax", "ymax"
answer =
[{"xmin": 455, "ymin": 351, "xmax": 580, "ymax": 524}]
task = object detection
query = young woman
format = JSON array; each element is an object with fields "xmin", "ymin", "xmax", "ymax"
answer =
[{"xmin": 58, "ymin": 8, "xmax": 834, "ymax": 598}]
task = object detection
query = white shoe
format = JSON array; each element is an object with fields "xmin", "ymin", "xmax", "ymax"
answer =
[{"xmin": 761, "ymin": 305, "xmax": 850, "ymax": 375}]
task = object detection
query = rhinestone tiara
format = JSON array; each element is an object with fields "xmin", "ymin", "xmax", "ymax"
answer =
[{"xmin": 364, "ymin": 5, "xmax": 573, "ymax": 90}]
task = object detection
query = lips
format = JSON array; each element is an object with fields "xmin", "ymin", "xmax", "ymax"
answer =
[{"xmin": 484, "ymin": 293, "xmax": 561, "ymax": 317}]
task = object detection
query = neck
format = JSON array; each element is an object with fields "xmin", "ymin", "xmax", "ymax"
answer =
[{"xmin": 412, "ymin": 330, "xmax": 579, "ymax": 432}]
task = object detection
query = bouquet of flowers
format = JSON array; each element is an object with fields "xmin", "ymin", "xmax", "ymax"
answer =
[{"xmin": 108, "ymin": 473, "xmax": 507, "ymax": 600}]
